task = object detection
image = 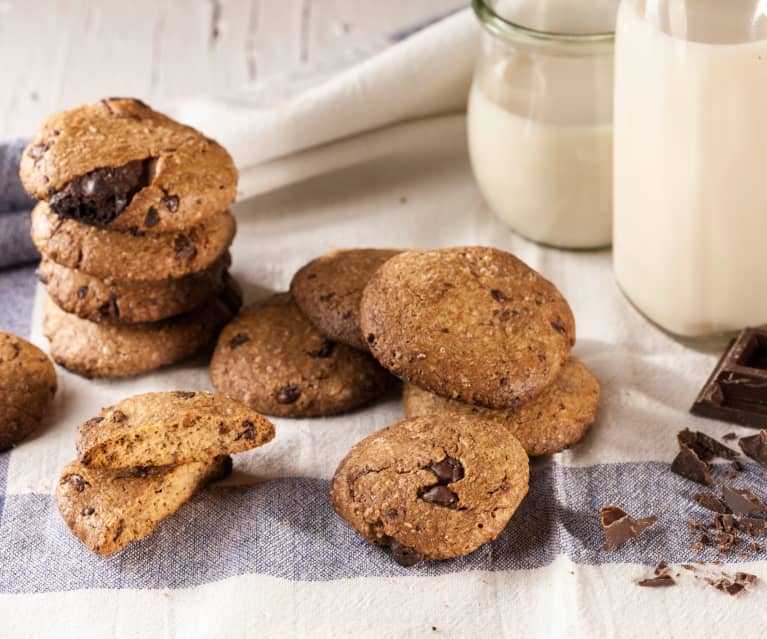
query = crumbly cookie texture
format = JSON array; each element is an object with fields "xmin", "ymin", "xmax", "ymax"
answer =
[
  {"xmin": 43, "ymin": 282, "xmax": 240, "ymax": 379},
  {"xmin": 39, "ymin": 253, "xmax": 232, "ymax": 324},
  {"xmin": 20, "ymin": 97, "xmax": 238, "ymax": 234},
  {"xmin": 290, "ymin": 248, "xmax": 402, "ymax": 351},
  {"xmin": 76, "ymin": 391, "xmax": 275, "ymax": 469},
  {"xmin": 0, "ymin": 332, "xmax": 57, "ymax": 451},
  {"xmin": 56, "ymin": 455, "xmax": 232, "ymax": 555},
  {"xmin": 403, "ymin": 358, "xmax": 599, "ymax": 457},
  {"xmin": 31, "ymin": 201, "xmax": 236, "ymax": 282},
  {"xmin": 210, "ymin": 293, "xmax": 396, "ymax": 418},
  {"xmin": 330, "ymin": 414, "xmax": 529, "ymax": 564},
  {"xmin": 360, "ymin": 246, "xmax": 575, "ymax": 409}
]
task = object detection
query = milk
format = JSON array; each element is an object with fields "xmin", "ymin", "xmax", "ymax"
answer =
[
  {"xmin": 613, "ymin": 0, "xmax": 767, "ymax": 336},
  {"xmin": 468, "ymin": 0, "xmax": 616, "ymax": 249}
]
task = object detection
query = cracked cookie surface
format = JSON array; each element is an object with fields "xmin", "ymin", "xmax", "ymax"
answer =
[
  {"xmin": 39, "ymin": 253, "xmax": 232, "ymax": 324},
  {"xmin": 76, "ymin": 391, "xmax": 274, "ymax": 468},
  {"xmin": 404, "ymin": 358, "xmax": 599, "ymax": 457},
  {"xmin": 360, "ymin": 247, "xmax": 575, "ymax": 409},
  {"xmin": 290, "ymin": 248, "xmax": 401, "ymax": 351},
  {"xmin": 56, "ymin": 455, "xmax": 232, "ymax": 555},
  {"xmin": 20, "ymin": 97, "xmax": 238, "ymax": 234},
  {"xmin": 210, "ymin": 293, "xmax": 396, "ymax": 417},
  {"xmin": 330, "ymin": 414, "xmax": 529, "ymax": 564},
  {"xmin": 0, "ymin": 332, "xmax": 57, "ymax": 451},
  {"xmin": 31, "ymin": 201, "xmax": 235, "ymax": 281},
  {"xmin": 44, "ymin": 282, "xmax": 240, "ymax": 379}
]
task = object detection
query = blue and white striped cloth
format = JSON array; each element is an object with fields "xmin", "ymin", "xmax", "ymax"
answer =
[{"xmin": 2, "ymin": 10, "xmax": 766, "ymax": 638}]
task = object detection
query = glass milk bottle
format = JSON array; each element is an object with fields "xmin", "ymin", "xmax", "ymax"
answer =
[
  {"xmin": 614, "ymin": 0, "xmax": 767, "ymax": 337},
  {"xmin": 468, "ymin": 0, "xmax": 618, "ymax": 249}
]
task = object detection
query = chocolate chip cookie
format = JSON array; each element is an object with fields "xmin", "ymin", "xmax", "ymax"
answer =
[
  {"xmin": 39, "ymin": 253, "xmax": 232, "ymax": 324},
  {"xmin": 330, "ymin": 414, "xmax": 529, "ymax": 565},
  {"xmin": 209, "ymin": 293, "xmax": 396, "ymax": 418},
  {"xmin": 0, "ymin": 332, "xmax": 57, "ymax": 451},
  {"xmin": 290, "ymin": 249, "xmax": 401, "ymax": 350},
  {"xmin": 56, "ymin": 455, "xmax": 231, "ymax": 555},
  {"xmin": 32, "ymin": 202, "xmax": 235, "ymax": 281},
  {"xmin": 403, "ymin": 358, "xmax": 599, "ymax": 456},
  {"xmin": 20, "ymin": 98, "xmax": 238, "ymax": 234},
  {"xmin": 77, "ymin": 391, "xmax": 275, "ymax": 468},
  {"xmin": 43, "ymin": 283, "xmax": 240, "ymax": 378},
  {"xmin": 360, "ymin": 247, "xmax": 575, "ymax": 409}
]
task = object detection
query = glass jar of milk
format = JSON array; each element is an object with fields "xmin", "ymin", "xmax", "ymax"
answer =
[
  {"xmin": 614, "ymin": 0, "xmax": 767, "ymax": 337},
  {"xmin": 468, "ymin": 0, "xmax": 618, "ymax": 249}
]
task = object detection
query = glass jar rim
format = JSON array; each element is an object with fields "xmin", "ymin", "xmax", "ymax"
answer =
[{"xmin": 473, "ymin": 0, "xmax": 616, "ymax": 45}]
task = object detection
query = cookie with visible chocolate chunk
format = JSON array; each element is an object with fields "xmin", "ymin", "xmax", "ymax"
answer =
[
  {"xmin": 20, "ymin": 97, "xmax": 238, "ymax": 234},
  {"xmin": 0, "ymin": 332, "xmax": 57, "ymax": 451},
  {"xmin": 32, "ymin": 202, "xmax": 235, "ymax": 281},
  {"xmin": 56, "ymin": 455, "xmax": 232, "ymax": 555},
  {"xmin": 76, "ymin": 391, "xmax": 275, "ymax": 468},
  {"xmin": 209, "ymin": 293, "xmax": 396, "ymax": 418},
  {"xmin": 360, "ymin": 247, "xmax": 575, "ymax": 409},
  {"xmin": 290, "ymin": 248, "xmax": 401, "ymax": 350},
  {"xmin": 330, "ymin": 414, "xmax": 529, "ymax": 565},
  {"xmin": 39, "ymin": 252, "xmax": 232, "ymax": 324},
  {"xmin": 403, "ymin": 358, "xmax": 599, "ymax": 457},
  {"xmin": 43, "ymin": 282, "xmax": 241, "ymax": 378}
]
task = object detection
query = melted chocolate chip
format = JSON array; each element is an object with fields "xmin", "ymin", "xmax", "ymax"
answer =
[
  {"xmin": 108, "ymin": 297, "xmax": 120, "ymax": 319},
  {"xmin": 111, "ymin": 410, "xmax": 127, "ymax": 423},
  {"xmin": 551, "ymin": 321, "xmax": 567, "ymax": 334},
  {"xmin": 429, "ymin": 457, "xmax": 464, "ymax": 484},
  {"xmin": 173, "ymin": 235, "xmax": 197, "ymax": 260},
  {"xmin": 277, "ymin": 384, "xmax": 301, "ymax": 404},
  {"xmin": 85, "ymin": 416, "xmax": 104, "ymax": 427},
  {"xmin": 144, "ymin": 206, "xmax": 160, "ymax": 228},
  {"xmin": 389, "ymin": 539, "xmax": 424, "ymax": 567},
  {"xmin": 77, "ymin": 286, "xmax": 88, "ymax": 300},
  {"xmin": 27, "ymin": 140, "xmax": 53, "ymax": 160},
  {"xmin": 49, "ymin": 158, "xmax": 154, "ymax": 226},
  {"xmin": 81, "ymin": 507, "xmax": 95, "ymax": 516},
  {"xmin": 367, "ymin": 334, "xmax": 377, "ymax": 348},
  {"xmin": 69, "ymin": 475, "xmax": 86, "ymax": 492},
  {"xmin": 235, "ymin": 420, "xmax": 255, "ymax": 441},
  {"xmin": 490, "ymin": 289, "xmax": 510, "ymax": 303},
  {"xmin": 161, "ymin": 194, "xmax": 180, "ymax": 212},
  {"xmin": 229, "ymin": 333, "xmax": 251, "ymax": 350},
  {"xmin": 173, "ymin": 391, "xmax": 196, "ymax": 399},
  {"xmin": 309, "ymin": 340, "xmax": 336, "ymax": 358},
  {"xmin": 419, "ymin": 485, "xmax": 459, "ymax": 508}
]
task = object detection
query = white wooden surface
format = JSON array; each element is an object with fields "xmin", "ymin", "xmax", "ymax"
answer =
[{"xmin": 0, "ymin": 0, "xmax": 465, "ymax": 139}]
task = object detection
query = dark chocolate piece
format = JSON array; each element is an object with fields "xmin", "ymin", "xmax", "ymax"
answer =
[
  {"xmin": 429, "ymin": 457, "xmax": 464, "ymax": 484},
  {"xmin": 677, "ymin": 429, "xmax": 738, "ymax": 461},
  {"xmin": 600, "ymin": 505, "xmax": 658, "ymax": 552},
  {"xmin": 49, "ymin": 158, "xmax": 154, "ymax": 227},
  {"xmin": 694, "ymin": 492, "xmax": 729, "ymax": 513},
  {"xmin": 713, "ymin": 514, "xmax": 736, "ymax": 533},
  {"xmin": 691, "ymin": 328, "xmax": 767, "ymax": 428},
  {"xmin": 637, "ymin": 575, "xmax": 676, "ymax": 588},
  {"xmin": 739, "ymin": 429, "xmax": 767, "ymax": 468},
  {"xmin": 389, "ymin": 539, "xmax": 423, "ymax": 567},
  {"xmin": 671, "ymin": 444, "xmax": 713, "ymax": 485},
  {"xmin": 722, "ymin": 485, "xmax": 767, "ymax": 516},
  {"xmin": 419, "ymin": 485, "xmax": 459, "ymax": 508}
]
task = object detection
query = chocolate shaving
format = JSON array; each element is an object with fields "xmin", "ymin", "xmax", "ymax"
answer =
[
  {"xmin": 600, "ymin": 505, "xmax": 658, "ymax": 552},
  {"xmin": 638, "ymin": 574, "xmax": 676, "ymax": 588}
]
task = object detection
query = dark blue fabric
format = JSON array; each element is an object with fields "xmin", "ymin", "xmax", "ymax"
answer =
[{"xmin": 0, "ymin": 138, "xmax": 38, "ymax": 269}]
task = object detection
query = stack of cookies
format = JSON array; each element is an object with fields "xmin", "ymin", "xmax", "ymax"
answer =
[
  {"xmin": 56, "ymin": 391, "xmax": 275, "ymax": 555},
  {"xmin": 20, "ymin": 98, "xmax": 241, "ymax": 378}
]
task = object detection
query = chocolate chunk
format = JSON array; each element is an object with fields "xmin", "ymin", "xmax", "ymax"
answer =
[
  {"xmin": 173, "ymin": 235, "xmax": 197, "ymax": 260},
  {"xmin": 49, "ymin": 158, "xmax": 154, "ymax": 226},
  {"xmin": 173, "ymin": 391, "xmax": 196, "ymax": 400},
  {"xmin": 228, "ymin": 333, "xmax": 251, "ymax": 350},
  {"xmin": 161, "ymin": 194, "xmax": 180, "ymax": 212},
  {"xmin": 277, "ymin": 384, "xmax": 301, "ymax": 404},
  {"xmin": 637, "ymin": 575, "xmax": 676, "ymax": 588},
  {"xmin": 69, "ymin": 475, "xmax": 86, "ymax": 492},
  {"xmin": 81, "ymin": 507, "xmax": 95, "ymax": 516},
  {"xmin": 677, "ymin": 429, "xmax": 738, "ymax": 461},
  {"xmin": 671, "ymin": 444, "xmax": 713, "ymax": 485},
  {"xmin": 389, "ymin": 539, "xmax": 424, "ymax": 567},
  {"xmin": 691, "ymin": 328, "xmax": 767, "ymax": 428},
  {"xmin": 600, "ymin": 505, "xmax": 658, "ymax": 551},
  {"xmin": 490, "ymin": 289, "xmax": 510, "ymax": 303},
  {"xmin": 308, "ymin": 340, "xmax": 336, "ymax": 358},
  {"xmin": 694, "ymin": 491, "xmax": 729, "ymax": 513},
  {"xmin": 419, "ymin": 485, "xmax": 459, "ymax": 508},
  {"xmin": 429, "ymin": 457, "xmax": 464, "ymax": 484},
  {"xmin": 654, "ymin": 561, "xmax": 669, "ymax": 576},
  {"xmin": 722, "ymin": 484, "xmax": 767, "ymax": 515},
  {"xmin": 739, "ymin": 429, "xmax": 767, "ymax": 468},
  {"xmin": 738, "ymin": 518, "xmax": 766, "ymax": 536},
  {"xmin": 235, "ymin": 420, "xmax": 255, "ymax": 441},
  {"xmin": 713, "ymin": 514, "xmax": 736, "ymax": 532},
  {"xmin": 144, "ymin": 206, "xmax": 160, "ymax": 228}
]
